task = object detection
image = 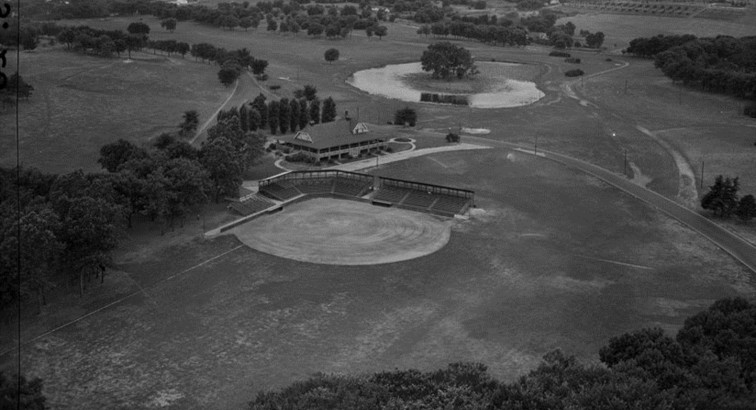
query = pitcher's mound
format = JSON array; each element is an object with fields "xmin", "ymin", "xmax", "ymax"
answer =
[{"xmin": 231, "ymin": 198, "xmax": 452, "ymax": 265}]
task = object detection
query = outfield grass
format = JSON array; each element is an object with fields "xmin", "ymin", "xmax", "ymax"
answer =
[
  {"xmin": 3, "ymin": 146, "xmax": 751, "ymax": 408},
  {"xmin": 0, "ymin": 47, "xmax": 230, "ymax": 172}
]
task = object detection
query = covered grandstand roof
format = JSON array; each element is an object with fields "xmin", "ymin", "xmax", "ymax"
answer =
[{"xmin": 277, "ymin": 120, "xmax": 391, "ymax": 150}]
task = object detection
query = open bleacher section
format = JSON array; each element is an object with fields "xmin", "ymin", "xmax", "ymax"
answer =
[
  {"xmin": 372, "ymin": 177, "xmax": 474, "ymax": 217},
  {"xmin": 251, "ymin": 170, "xmax": 474, "ymax": 218},
  {"xmin": 228, "ymin": 194, "xmax": 276, "ymax": 216}
]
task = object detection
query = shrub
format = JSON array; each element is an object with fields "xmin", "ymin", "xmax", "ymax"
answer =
[
  {"xmin": 549, "ymin": 51, "xmax": 570, "ymax": 58},
  {"xmin": 286, "ymin": 152, "xmax": 309, "ymax": 162},
  {"xmin": 269, "ymin": 84, "xmax": 281, "ymax": 90},
  {"xmin": 565, "ymin": 57, "xmax": 581, "ymax": 64},
  {"xmin": 446, "ymin": 132, "xmax": 460, "ymax": 143},
  {"xmin": 565, "ymin": 69, "xmax": 584, "ymax": 77}
]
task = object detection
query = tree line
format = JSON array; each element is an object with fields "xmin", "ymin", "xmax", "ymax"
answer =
[
  {"xmin": 222, "ymin": 85, "xmax": 338, "ymax": 137},
  {"xmin": 249, "ymin": 297, "xmax": 756, "ymax": 409},
  {"xmin": 625, "ymin": 34, "xmax": 756, "ymax": 101},
  {"xmin": 0, "ymin": 110, "xmax": 266, "ymax": 313}
]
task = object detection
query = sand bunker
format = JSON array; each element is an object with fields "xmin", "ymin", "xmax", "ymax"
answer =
[
  {"xmin": 347, "ymin": 62, "xmax": 544, "ymax": 108},
  {"xmin": 231, "ymin": 198, "xmax": 452, "ymax": 265}
]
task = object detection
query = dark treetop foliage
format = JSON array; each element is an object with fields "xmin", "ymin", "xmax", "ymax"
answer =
[
  {"xmin": 249, "ymin": 297, "xmax": 756, "ymax": 409},
  {"xmin": 421, "ymin": 41, "xmax": 477, "ymax": 80}
]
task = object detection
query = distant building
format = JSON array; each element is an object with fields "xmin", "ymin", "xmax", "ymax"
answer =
[{"xmin": 277, "ymin": 119, "xmax": 390, "ymax": 163}]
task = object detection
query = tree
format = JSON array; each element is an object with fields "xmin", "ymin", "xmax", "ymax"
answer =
[
  {"xmin": 127, "ymin": 22, "xmax": 151, "ymax": 37},
  {"xmin": 321, "ymin": 97, "xmax": 336, "ymax": 123},
  {"xmin": 289, "ymin": 99, "xmax": 300, "ymax": 133},
  {"xmin": 268, "ymin": 100, "xmax": 280, "ymax": 135},
  {"xmin": 124, "ymin": 34, "xmax": 144, "ymax": 59},
  {"xmin": 218, "ymin": 61, "xmax": 242, "ymax": 86},
  {"xmin": 2, "ymin": 72, "xmax": 34, "ymax": 100},
  {"xmin": 251, "ymin": 58, "xmax": 269, "ymax": 75},
  {"xmin": 240, "ymin": 17, "xmax": 254, "ymax": 31},
  {"xmin": 421, "ymin": 42, "xmax": 477, "ymax": 80},
  {"xmin": 304, "ymin": 84, "xmax": 318, "ymax": 101},
  {"xmin": 239, "ymin": 104, "xmax": 250, "ymax": 132},
  {"xmin": 298, "ymin": 98, "xmax": 309, "ymax": 129},
  {"xmin": 701, "ymin": 175, "xmax": 740, "ymax": 218},
  {"xmin": 248, "ymin": 107, "xmax": 261, "ymax": 131},
  {"xmin": 252, "ymin": 94, "xmax": 268, "ymax": 128},
  {"xmin": 374, "ymin": 25, "xmax": 388, "ymax": 40},
  {"xmin": 56, "ymin": 195, "xmax": 121, "ymax": 296},
  {"xmin": 279, "ymin": 98, "xmax": 290, "ymax": 134},
  {"xmin": 308, "ymin": 22, "xmax": 324, "ymax": 37},
  {"xmin": 324, "ymin": 48, "xmax": 340, "ymax": 64},
  {"xmin": 394, "ymin": 107, "xmax": 417, "ymax": 126},
  {"xmin": 0, "ymin": 372, "xmax": 46, "ymax": 410},
  {"xmin": 309, "ymin": 98, "xmax": 321, "ymax": 125},
  {"xmin": 160, "ymin": 18, "xmax": 177, "ymax": 32},
  {"xmin": 180, "ymin": 110, "xmax": 200, "ymax": 137},
  {"xmin": 586, "ymin": 31, "xmax": 605, "ymax": 49},
  {"xmin": 98, "ymin": 139, "xmax": 148, "ymax": 172},
  {"xmin": 200, "ymin": 137, "xmax": 244, "ymax": 202},
  {"xmin": 735, "ymin": 194, "xmax": 756, "ymax": 223},
  {"xmin": 162, "ymin": 158, "xmax": 210, "ymax": 226}
]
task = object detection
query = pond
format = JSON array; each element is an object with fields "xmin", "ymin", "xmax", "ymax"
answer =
[{"xmin": 347, "ymin": 62, "xmax": 545, "ymax": 109}]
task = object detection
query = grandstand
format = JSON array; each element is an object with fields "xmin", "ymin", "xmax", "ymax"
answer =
[{"xmin": 253, "ymin": 170, "xmax": 474, "ymax": 217}]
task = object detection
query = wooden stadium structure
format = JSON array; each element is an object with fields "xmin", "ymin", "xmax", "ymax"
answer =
[{"xmin": 224, "ymin": 170, "xmax": 474, "ymax": 232}]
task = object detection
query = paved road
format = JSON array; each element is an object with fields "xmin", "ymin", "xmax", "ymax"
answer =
[{"xmin": 511, "ymin": 145, "xmax": 756, "ymax": 274}]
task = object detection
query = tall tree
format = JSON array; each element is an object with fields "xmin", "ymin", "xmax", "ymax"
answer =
[
  {"xmin": 298, "ymin": 98, "xmax": 309, "ymax": 129},
  {"xmin": 180, "ymin": 110, "xmax": 200, "ymax": 137},
  {"xmin": 309, "ymin": 98, "xmax": 321, "ymax": 125},
  {"xmin": 239, "ymin": 104, "xmax": 250, "ymax": 132},
  {"xmin": 268, "ymin": 100, "xmax": 280, "ymax": 135},
  {"xmin": 127, "ymin": 22, "xmax": 151, "ymax": 37},
  {"xmin": 701, "ymin": 175, "xmax": 740, "ymax": 218},
  {"xmin": 289, "ymin": 99, "xmax": 300, "ymax": 133},
  {"xmin": 279, "ymin": 98, "xmax": 290, "ymax": 134},
  {"xmin": 735, "ymin": 194, "xmax": 756, "ymax": 223},
  {"xmin": 252, "ymin": 94, "xmax": 268, "ymax": 128},
  {"xmin": 200, "ymin": 137, "xmax": 244, "ymax": 202},
  {"xmin": 248, "ymin": 108, "xmax": 261, "ymax": 131},
  {"xmin": 321, "ymin": 97, "xmax": 336, "ymax": 123}
]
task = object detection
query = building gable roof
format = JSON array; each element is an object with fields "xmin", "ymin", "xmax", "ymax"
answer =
[{"xmin": 280, "ymin": 120, "xmax": 388, "ymax": 150}]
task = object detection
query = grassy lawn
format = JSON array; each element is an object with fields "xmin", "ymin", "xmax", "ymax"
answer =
[
  {"xmin": 2, "ymin": 147, "xmax": 751, "ymax": 409},
  {"xmin": 0, "ymin": 47, "xmax": 229, "ymax": 173}
]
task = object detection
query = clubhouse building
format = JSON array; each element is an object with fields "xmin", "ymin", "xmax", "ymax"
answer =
[{"xmin": 276, "ymin": 119, "xmax": 390, "ymax": 163}]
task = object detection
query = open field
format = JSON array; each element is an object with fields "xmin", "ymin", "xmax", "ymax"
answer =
[
  {"xmin": 3, "ymin": 147, "xmax": 753, "ymax": 409},
  {"xmin": 0, "ymin": 48, "xmax": 235, "ymax": 173},
  {"xmin": 3, "ymin": 7, "xmax": 756, "ymax": 408},
  {"xmin": 556, "ymin": 12, "xmax": 756, "ymax": 50}
]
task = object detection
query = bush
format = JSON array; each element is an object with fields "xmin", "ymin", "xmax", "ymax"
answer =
[
  {"xmin": 394, "ymin": 107, "xmax": 417, "ymax": 126},
  {"xmin": 269, "ymin": 84, "xmax": 281, "ymax": 90},
  {"xmin": 549, "ymin": 51, "xmax": 570, "ymax": 58},
  {"xmin": 446, "ymin": 132, "xmax": 460, "ymax": 143},
  {"xmin": 419, "ymin": 92, "xmax": 469, "ymax": 106},
  {"xmin": 565, "ymin": 69, "xmax": 584, "ymax": 77},
  {"xmin": 286, "ymin": 152, "xmax": 309, "ymax": 162},
  {"xmin": 565, "ymin": 57, "xmax": 581, "ymax": 64}
]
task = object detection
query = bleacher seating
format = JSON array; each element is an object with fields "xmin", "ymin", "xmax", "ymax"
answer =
[
  {"xmin": 373, "ymin": 186, "xmax": 411, "ymax": 204},
  {"xmin": 333, "ymin": 178, "xmax": 372, "ymax": 197},
  {"xmin": 402, "ymin": 191, "xmax": 437, "ymax": 209},
  {"xmin": 293, "ymin": 178, "xmax": 334, "ymax": 195},
  {"xmin": 430, "ymin": 195, "xmax": 470, "ymax": 215},
  {"xmin": 228, "ymin": 194, "xmax": 276, "ymax": 216},
  {"xmin": 260, "ymin": 181, "xmax": 302, "ymax": 201}
]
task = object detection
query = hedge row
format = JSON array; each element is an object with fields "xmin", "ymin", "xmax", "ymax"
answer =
[
  {"xmin": 420, "ymin": 92, "xmax": 469, "ymax": 106},
  {"xmin": 565, "ymin": 69, "xmax": 584, "ymax": 77},
  {"xmin": 549, "ymin": 51, "xmax": 571, "ymax": 57}
]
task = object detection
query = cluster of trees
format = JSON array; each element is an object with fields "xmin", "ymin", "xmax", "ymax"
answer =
[
  {"xmin": 626, "ymin": 34, "xmax": 756, "ymax": 100},
  {"xmin": 420, "ymin": 41, "xmax": 477, "ymax": 80},
  {"xmin": 230, "ymin": 88, "xmax": 337, "ymax": 136},
  {"xmin": 701, "ymin": 175, "xmax": 756, "ymax": 223},
  {"xmin": 249, "ymin": 297, "xmax": 756, "ymax": 408},
  {"xmin": 416, "ymin": 20, "xmax": 528, "ymax": 47},
  {"xmin": 394, "ymin": 107, "xmax": 417, "ymax": 126},
  {"xmin": 55, "ymin": 24, "xmax": 152, "ymax": 58}
]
